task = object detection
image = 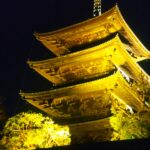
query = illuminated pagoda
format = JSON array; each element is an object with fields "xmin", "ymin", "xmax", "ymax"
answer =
[{"xmin": 20, "ymin": 1, "xmax": 150, "ymax": 143}]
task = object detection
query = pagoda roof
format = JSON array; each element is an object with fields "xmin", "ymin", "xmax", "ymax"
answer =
[
  {"xmin": 28, "ymin": 35, "xmax": 149, "ymax": 85},
  {"xmin": 20, "ymin": 71, "xmax": 144, "ymax": 122},
  {"xmin": 34, "ymin": 5, "xmax": 150, "ymax": 58}
]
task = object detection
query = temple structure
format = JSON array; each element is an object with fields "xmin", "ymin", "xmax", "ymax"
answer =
[{"xmin": 20, "ymin": 4, "xmax": 150, "ymax": 143}]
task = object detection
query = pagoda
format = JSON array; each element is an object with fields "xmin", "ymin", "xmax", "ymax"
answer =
[{"xmin": 20, "ymin": 1, "xmax": 150, "ymax": 143}]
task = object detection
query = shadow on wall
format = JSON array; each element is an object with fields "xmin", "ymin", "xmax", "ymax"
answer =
[{"xmin": 69, "ymin": 118, "xmax": 113, "ymax": 144}]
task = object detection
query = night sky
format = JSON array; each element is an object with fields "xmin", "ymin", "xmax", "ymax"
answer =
[{"xmin": 0, "ymin": 0, "xmax": 150, "ymax": 116}]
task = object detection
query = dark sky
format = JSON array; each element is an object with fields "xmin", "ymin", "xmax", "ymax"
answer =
[{"xmin": 0, "ymin": 0, "xmax": 150, "ymax": 115}]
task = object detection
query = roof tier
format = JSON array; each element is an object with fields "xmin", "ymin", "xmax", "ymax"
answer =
[
  {"xmin": 34, "ymin": 5, "xmax": 150, "ymax": 58},
  {"xmin": 20, "ymin": 71, "xmax": 144, "ymax": 123},
  {"xmin": 28, "ymin": 36, "xmax": 150, "ymax": 85}
]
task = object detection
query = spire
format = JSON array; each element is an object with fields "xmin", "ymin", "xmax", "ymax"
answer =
[{"xmin": 93, "ymin": 0, "xmax": 102, "ymax": 17}]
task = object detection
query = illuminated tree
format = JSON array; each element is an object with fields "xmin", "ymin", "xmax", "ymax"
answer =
[
  {"xmin": 110, "ymin": 91, "xmax": 150, "ymax": 141},
  {"xmin": 111, "ymin": 109, "xmax": 150, "ymax": 140},
  {"xmin": 0, "ymin": 112, "xmax": 71, "ymax": 150}
]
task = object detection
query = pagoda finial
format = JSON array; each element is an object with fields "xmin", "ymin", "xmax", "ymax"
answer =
[{"xmin": 93, "ymin": 0, "xmax": 101, "ymax": 17}]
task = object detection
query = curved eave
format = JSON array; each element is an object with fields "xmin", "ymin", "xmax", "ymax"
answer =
[
  {"xmin": 114, "ymin": 5, "xmax": 150, "ymax": 59},
  {"xmin": 28, "ymin": 36, "xmax": 118, "ymax": 85},
  {"xmin": 20, "ymin": 71, "xmax": 144, "ymax": 117},
  {"xmin": 20, "ymin": 71, "xmax": 119, "ymax": 99},
  {"xmin": 34, "ymin": 5, "xmax": 117, "ymax": 39},
  {"xmin": 34, "ymin": 5, "xmax": 150, "ymax": 58},
  {"xmin": 34, "ymin": 6, "xmax": 118, "ymax": 56},
  {"xmin": 28, "ymin": 35, "xmax": 149, "ymax": 85}
]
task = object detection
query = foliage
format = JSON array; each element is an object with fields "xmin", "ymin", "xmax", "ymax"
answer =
[
  {"xmin": 111, "ymin": 110, "xmax": 150, "ymax": 140},
  {"xmin": 132, "ymin": 74, "xmax": 150, "ymax": 107},
  {"xmin": 109, "ymin": 74, "xmax": 150, "ymax": 141},
  {"xmin": 0, "ymin": 112, "xmax": 71, "ymax": 150},
  {"xmin": 110, "ymin": 98, "xmax": 150, "ymax": 141}
]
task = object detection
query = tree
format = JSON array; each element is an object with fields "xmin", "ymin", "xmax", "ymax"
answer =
[
  {"xmin": 110, "ymin": 96, "xmax": 150, "ymax": 141},
  {"xmin": 0, "ymin": 112, "xmax": 71, "ymax": 150}
]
